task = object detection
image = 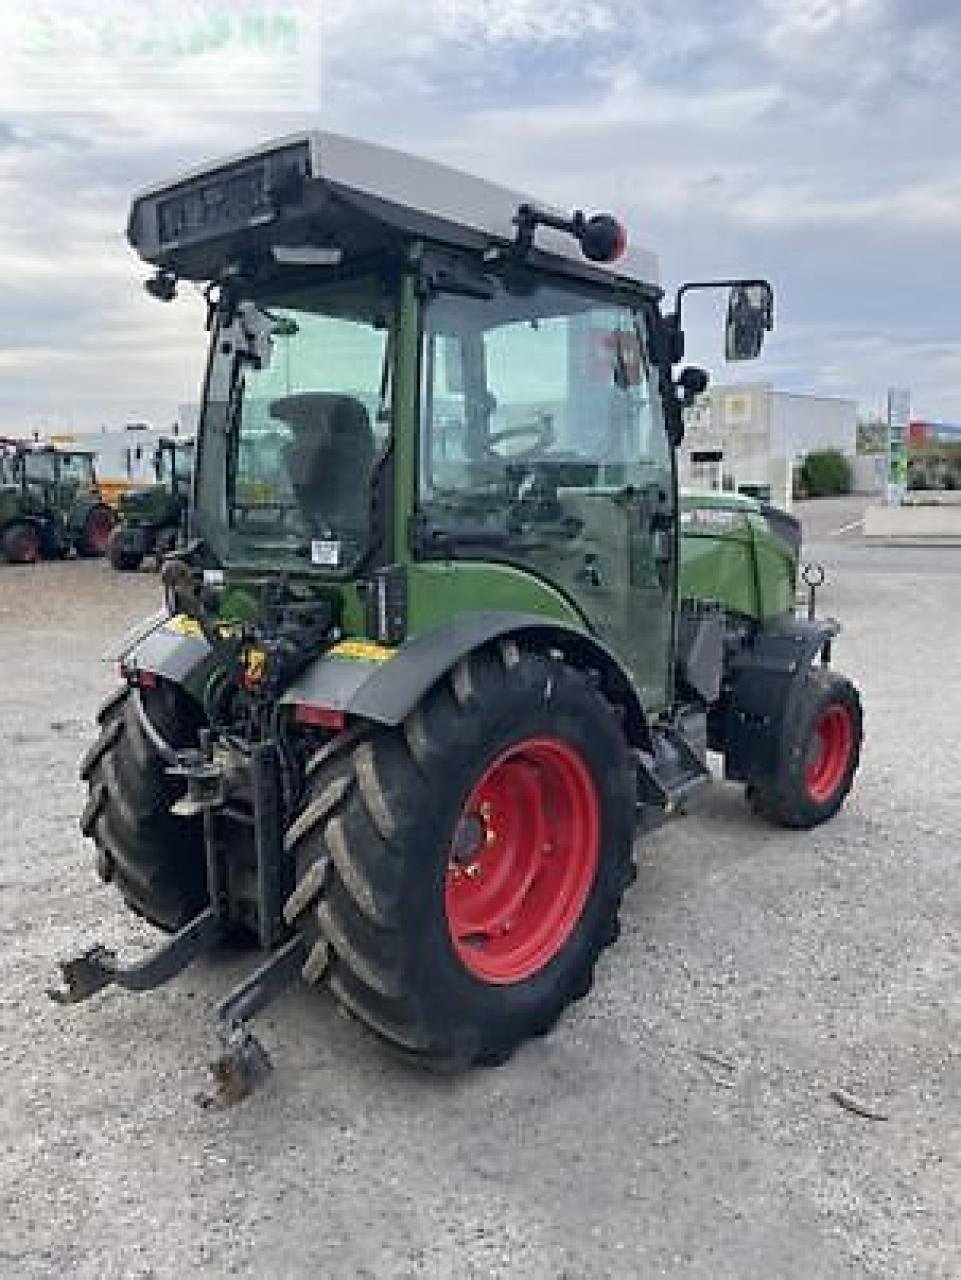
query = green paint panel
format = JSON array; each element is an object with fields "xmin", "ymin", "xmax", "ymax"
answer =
[
  {"xmin": 118, "ymin": 483, "xmax": 181, "ymax": 530},
  {"xmin": 678, "ymin": 492, "xmax": 797, "ymax": 620},
  {"xmin": 406, "ymin": 561, "xmax": 582, "ymax": 634}
]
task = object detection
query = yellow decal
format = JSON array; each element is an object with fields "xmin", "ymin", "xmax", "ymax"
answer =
[
  {"xmin": 164, "ymin": 614, "xmax": 204, "ymax": 638},
  {"xmin": 164, "ymin": 614, "xmax": 240, "ymax": 642},
  {"xmin": 330, "ymin": 639, "xmax": 393, "ymax": 663},
  {"xmin": 244, "ymin": 647, "xmax": 268, "ymax": 686}
]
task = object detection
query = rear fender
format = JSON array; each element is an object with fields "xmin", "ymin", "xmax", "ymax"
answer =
[
  {"xmin": 109, "ymin": 610, "xmax": 655, "ymax": 751},
  {"xmin": 107, "ymin": 611, "xmax": 215, "ymax": 706},
  {"xmin": 280, "ymin": 610, "xmax": 654, "ymax": 751}
]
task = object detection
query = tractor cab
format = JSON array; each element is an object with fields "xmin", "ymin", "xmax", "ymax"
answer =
[
  {"xmin": 155, "ymin": 436, "xmax": 194, "ymax": 494},
  {"xmin": 125, "ymin": 132, "xmax": 772, "ymax": 703},
  {"xmin": 21, "ymin": 446, "xmax": 100, "ymax": 502},
  {"xmin": 108, "ymin": 437, "xmax": 195, "ymax": 571}
]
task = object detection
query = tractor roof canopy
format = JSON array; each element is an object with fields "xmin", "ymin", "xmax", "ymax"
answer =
[
  {"xmin": 0, "ymin": 439, "xmax": 96, "ymax": 459},
  {"xmin": 127, "ymin": 131, "xmax": 660, "ymax": 293}
]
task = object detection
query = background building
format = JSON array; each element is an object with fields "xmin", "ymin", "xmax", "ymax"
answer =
[{"xmin": 680, "ymin": 383, "xmax": 858, "ymax": 506}]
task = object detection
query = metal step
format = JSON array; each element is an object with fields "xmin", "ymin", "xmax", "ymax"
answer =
[{"xmin": 635, "ymin": 719, "xmax": 712, "ymax": 812}]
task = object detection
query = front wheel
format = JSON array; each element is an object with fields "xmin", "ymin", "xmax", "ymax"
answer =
[
  {"xmin": 749, "ymin": 667, "xmax": 863, "ymax": 829},
  {"xmin": 285, "ymin": 643, "xmax": 637, "ymax": 1067},
  {"xmin": 107, "ymin": 526, "xmax": 143, "ymax": 571}
]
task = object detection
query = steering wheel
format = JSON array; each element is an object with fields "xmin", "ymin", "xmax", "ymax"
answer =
[{"xmin": 487, "ymin": 415, "xmax": 556, "ymax": 461}]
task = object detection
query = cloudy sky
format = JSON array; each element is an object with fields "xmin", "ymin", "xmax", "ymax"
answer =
[{"xmin": 1, "ymin": 0, "xmax": 959, "ymax": 434}]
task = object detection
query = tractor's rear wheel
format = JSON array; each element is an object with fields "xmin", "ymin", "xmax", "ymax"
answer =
[
  {"xmin": 2, "ymin": 522, "xmax": 41, "ymax": 564},
  {"xmin": 285, "ymin": 643, "xmax": 636, "ymax": 1067},
  {"xmin": 748, "ymin": 667, "xmax": 862, "ymax": 829},
  {"xmin": 80, "ymin": 683, "xmax": 208, "ymax": 930},
  {"xmin": 77, "ymin": 505, "xmax": 116, "ymax": 558}
]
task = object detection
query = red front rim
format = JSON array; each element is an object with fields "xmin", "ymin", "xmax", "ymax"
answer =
[
  {"xmin": 86, "ymin": 509, "xmax": 114, "ymax": 553},
  {"xmin": 805, "ymin": 704, "xmax": 854, "ymax": 803},
  {"xmin": 444, "ymin": 736, "xmax": 600, "ymax": 984}
]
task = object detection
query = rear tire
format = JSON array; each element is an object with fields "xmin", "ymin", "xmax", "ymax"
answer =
[
  {"xmin": 749, "ymin": 667, "xmax": 862, "ymax": 829},
  {"xmin": 107, "ymin": 527, "xmax": 143, "ymax": 571},
  {"xmin": 77, "ymin": 505, "xmax": 116, "ymax": 558},
  {"xmin": 286, "ymin": 644, "xmax": 637, "ymax": 1067},
  {"xmin": 79, "ymin": 684, "xmax": 208, "ymax": 930},
  {"xmin": 2, "ymin": 522, "xmax": 41, "ymax": 564}
]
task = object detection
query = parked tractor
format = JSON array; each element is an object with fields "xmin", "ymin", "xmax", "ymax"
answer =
[
  {"xmin": 108, "ymin": 436, "xmax": 194, "ymax": 571},
  {"xmin": 0, "ymin": 439, "xmax": 115, "ymax": 563},
  {"xmin": 57, "ymin": 133, "xmax": 863, "ymax": 1097}
]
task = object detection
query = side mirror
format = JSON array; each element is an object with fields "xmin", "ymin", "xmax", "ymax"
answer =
[{"xmin": 725, "ymin": 282, "xmax": 774, "ymax": 361}]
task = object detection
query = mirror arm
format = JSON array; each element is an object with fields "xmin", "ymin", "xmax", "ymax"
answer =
[{"xmin": 673, "ymin": 278, "xmax": 773, "ymax": 329}]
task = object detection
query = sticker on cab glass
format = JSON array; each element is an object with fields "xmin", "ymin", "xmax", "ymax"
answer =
[{"xmin": 311, "ymin": 539, "xmax": 341, "ymax": 567}]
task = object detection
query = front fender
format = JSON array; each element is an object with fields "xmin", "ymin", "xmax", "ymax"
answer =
[
  {"xmin": 280, "ymin": 611, "xmax": 653, "ymax": 750},
  {"xmin": 714, "ymin": 614, "xmax": 841, "ymax": 783}
]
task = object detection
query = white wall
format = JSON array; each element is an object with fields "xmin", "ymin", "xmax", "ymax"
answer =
[{"xmin": 768, "ymin": 392, "xmax": 857, "ymax": 460}]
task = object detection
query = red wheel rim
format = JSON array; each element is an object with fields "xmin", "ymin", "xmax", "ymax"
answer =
[
  {"xmin": 86, "ymin": 509, "xmax": 114, "ymax": 553},
  {"xmin": 444, "ymin": 736, "xmax": 600, "ymax": 984},
  {"xmin": 805, "ymin": 704, "xmax": 854, "ymax": 803}
]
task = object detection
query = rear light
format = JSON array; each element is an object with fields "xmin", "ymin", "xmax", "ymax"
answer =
[
  {"xmin": 293, "ymin": 703, "xmax": 345, "ymax": 731},
  {"xmin": 118, "ymin": 662, "xmax": 157, "ymax": 690}
]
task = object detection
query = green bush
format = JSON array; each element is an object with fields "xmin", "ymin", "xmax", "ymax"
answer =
[{"xmin": 799, "ymin": 449, "xmax": 852, "ymax": 497}]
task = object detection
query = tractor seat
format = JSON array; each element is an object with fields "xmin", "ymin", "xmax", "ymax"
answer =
[{"xmin": 270, "ymin": 392, "xmax": 375, "ymax": 540}]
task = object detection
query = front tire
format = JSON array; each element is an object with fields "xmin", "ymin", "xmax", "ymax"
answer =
[
  {"xmin": 749, "ymin": 667, "xmax": 862, "ymax": 829},
  {"xmin": 285, "ymin": 643, "xmax": 637, "ymax": 1067},
  {"xmin": 79, "ymin": 684, "xmax": 208, "ymax": 930},
  {"xmin": 107, "ymin": 526, "xmax": 143, "ymax": 571}
]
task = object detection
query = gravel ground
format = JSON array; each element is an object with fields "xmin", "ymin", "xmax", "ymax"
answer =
[{"xmin": 0, "ymin": 548, "xmax": 958, "ymax": 1279}]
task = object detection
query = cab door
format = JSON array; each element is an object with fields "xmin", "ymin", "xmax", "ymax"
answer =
[
  {"xmin": 489, "ymin": 304, "xmax": 675, "ymax": 710},
  {"xmin": 420, "ymin": 285, "xmax": 677, "ymax": 712}
]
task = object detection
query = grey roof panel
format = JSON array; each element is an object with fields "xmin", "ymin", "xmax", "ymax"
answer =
[{"xmin": 127, "ymin": 130, "xmax": 659, "ymax": 289}]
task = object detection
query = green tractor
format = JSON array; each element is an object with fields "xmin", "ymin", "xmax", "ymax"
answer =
[
  {"xmin": 0, "ymin": 439, "xmax": 115, "ymax": 563},
  {"xmin": 108, "ymin": 436, "xmax": 194, "ymax": 571},
  {"xmin": 57, "ymin": 134, "xmax": 862, "ymax": 1096}
]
